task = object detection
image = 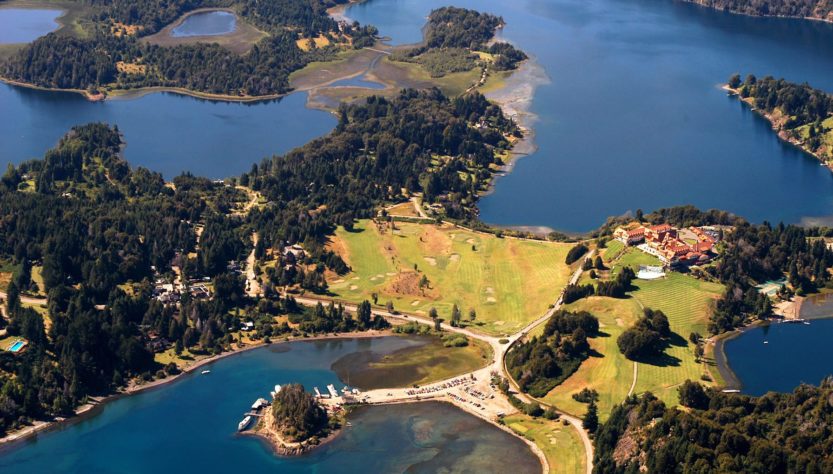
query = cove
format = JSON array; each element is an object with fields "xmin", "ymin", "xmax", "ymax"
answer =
[
  {"xmin": 171, "ymin": 11, "xmax": 237, "ymax": 38},
  {"xmin": 0, "ymin": 337, "xmax": 541, "ymax": 473},
  {"xmin": 346, "ymin": 0, "xmax": 833, "ymax": 233},
  {"xmin": 0, "ymin": 8, "xmax": 62, "ymax": 44},
  {"xmin": 0, "ymin": 82, "xmax": 336, "ymax": 179},
  {"xmin": 722, "ymin": 319, "xmax": 833, "ymax": 396}
]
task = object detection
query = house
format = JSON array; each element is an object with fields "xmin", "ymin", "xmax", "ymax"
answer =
[{"xmin": 614, "ymin": 224, "xmax": 646, "ymax": 245}]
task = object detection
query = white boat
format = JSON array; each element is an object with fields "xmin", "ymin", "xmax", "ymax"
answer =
[
  {"xmin": 201, "ymin": 370, "xmax": 211, "ymax": 375},
  {"xmin": 763, "ymin": 341, "xmax": 769, "ymax": 344},
  {"xmin": 238, "ymin": 416, "xmax": 252, "ymax": 431}
]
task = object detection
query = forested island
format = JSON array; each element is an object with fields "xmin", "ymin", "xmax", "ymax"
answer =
[
  {"xmin": 683, "ymin": 0, "xmax": 833, "ymax": 21},
  {"xmin": 727, "ymin": 74, "xmax": 833, "ymax": 165},
  {"xmin": 390, "ymin": 7, "xmax": 527, "ymax": 80},
  {"xmin": 0, "ymin": 0, "xmax": 378, "ymax": 98},
  {"xmin": 252, "ymin": 384, "xmax": 338, "ymax": 455}
]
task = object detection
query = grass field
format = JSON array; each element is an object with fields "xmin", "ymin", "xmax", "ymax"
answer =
[
  {"xmin": 543, "ymin": 296, "xmax": 641, "ymax": 421},
  {"xmin": 544, "ymin": 249, "xmax": 724, "ymax": 419},
  {"xmin": 503, "ymin": 414, "xmax": 586, "ymax": 474},
  {"xmin": 328, "ymin": 220, "xmax": 573, "ymax": 336}
]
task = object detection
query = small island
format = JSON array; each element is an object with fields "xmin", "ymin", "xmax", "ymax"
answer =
[{"xmin": 249, "ymin": 384, "xmax": 343, "ymax": 456}]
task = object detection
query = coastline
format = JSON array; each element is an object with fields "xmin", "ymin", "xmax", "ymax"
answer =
[
  {"xmin": 681, "ymin": 1, "xmax": 832, "ymax": 25},
  {"xmin": 0, "ymin": 75, "xmax": 291, "ymax": 103},
  {"xmin": 724, "ymin": 84, "xmax": 832, "ymax": 172},
  {"xmin": 0, "ymin": 329, "xmax": 392, "ymax": 449}
]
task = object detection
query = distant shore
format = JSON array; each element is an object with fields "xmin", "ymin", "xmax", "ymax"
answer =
[
  {"xmin": 681, "ymin": 1, "xmax": 832, "ymax": 25},
  {"xmin": 0, "ymin": 330, "xmax": 392, "ymax": 449}
]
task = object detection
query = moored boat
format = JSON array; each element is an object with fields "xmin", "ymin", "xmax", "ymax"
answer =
[{"xmin": 238, "ymin": 415, "xmax": 252, "ymax": 431}]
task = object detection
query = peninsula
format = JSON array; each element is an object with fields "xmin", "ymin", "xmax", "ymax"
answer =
[{"xmin": 726, "ymin": 73, "xmax": 833, "ymax": 167}]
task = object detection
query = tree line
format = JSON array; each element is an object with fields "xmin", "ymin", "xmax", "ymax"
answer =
[{"xmin": 684, "ymin": 0, "xmax": 833, "ymax": 20}]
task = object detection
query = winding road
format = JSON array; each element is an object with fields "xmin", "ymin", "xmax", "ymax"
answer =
[{"xmin": 278, "ymin": 249, "xmax": 597, "ymax": 473}]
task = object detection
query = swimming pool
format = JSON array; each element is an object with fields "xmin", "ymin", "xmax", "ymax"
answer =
[{"xmin": 9, "ymin": 340, "xmax": 26, "ymax": 352}]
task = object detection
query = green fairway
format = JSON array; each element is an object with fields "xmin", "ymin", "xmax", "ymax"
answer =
[
  {"xmin": 544, "ymin": 270, "xmax": 723, "ymax": 419},
  {"xmin": 629, "ymin": 272, "xmax": 723, "ymax": 404},
  {"xmin": 503, "ymin": 414, "xmax": 586, "ymax": 474},
  {"xmin": 328, "ymin": 220, "xmax": 573, "ymax": 336},
  {"xmin": 544, "ymin": 296, "xmax": 641, "ymax": 421}
]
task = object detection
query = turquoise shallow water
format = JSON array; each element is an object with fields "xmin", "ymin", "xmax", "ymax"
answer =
[
  {"xmin": 0, "ymin": 337, "xmax": 541, "ymax": 473},
  {"xmin": 348, "ymin": 0, "xmax": 833, "ymax": 232},
  {"xmin": 0, "ymin": 8, "xmax": 61, "ymax": 44}
]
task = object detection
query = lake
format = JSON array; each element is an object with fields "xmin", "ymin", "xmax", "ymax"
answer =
[
  {"xmin": 347, "ymin": 0, "xmax": 833, "ymax": 233},
  {"xmin": 3, "ymin": 0, "xmax": 833, "ymax": 225},
  {"xmin": 723, "ymin": 319, "xmax": 833, "ymax": 396},
  {"xmin": 0, "ymin": 8, "xmax": 62, "ymax": 44},
  {"xmin": 171, "ymin": 10, "xmax": 237, "ymax": 38},
  {"xmin": 0, "ymin": 82, "xmax": 335, "ymax": 179},
  {"xmin": 0, "ymin": 337, "xmax": 541, "ymax": 473}
]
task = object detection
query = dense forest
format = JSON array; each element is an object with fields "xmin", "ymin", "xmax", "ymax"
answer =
[
  {"xmin": 684, "ymin": 0, "xmax": 833, "ymax": 21},
  {"xmin": 594, "ymin": 380, "xmax": 833, "ymax": 473},
  {"xmin": 0, "ymin": 122, "xmax": 394, "ymax": 436},
  {"xmin": 506, "ymin": 310, "xmax": 599, "ymax": 397},
  {"xmin": 729, "ymin": 74, "xmax": 833, "ymax": 162},
  {"xmin": 391, "ymin": 7, "xmax": 527, "ymax": 79},
  {"xmin": 270, "ymin": 383, "xmax": 330, "ymax": 442},
  {"xmin": 1, "ymin": 0, "xmax": 376, "ymax": 96},
  {"xmin": 243, "ymin": 88, "xmax": 519, "ymax": 247},
  {"xmin": 0, "ymin": 87, "xmax": 513, "ymax": 435}
]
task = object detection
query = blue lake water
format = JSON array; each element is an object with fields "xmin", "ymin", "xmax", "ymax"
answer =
[
  {"xmin": 0, "ymin": 8, "xmax": 62, "ymax": 44},
  {"xmin": 0, "ymin": 337, "xmax": 541, "ymax": 473},
  {"xmin": 171, "ymin": 11, "xmax": 237, "ymax": 38},
  {"xmin": 0, "ymin": 83, "xmax": 335, "ymax": 179},
  {"xmin": 347, "ymin": 0, "xmax": 833, "ymax": 233},
  {"xmin": 329, "ymin": 74, "xmax": 386, "ymax": 90},
  {"xmin": 723, "ymin": 319, "xmax": 833, "ymax": 396}
]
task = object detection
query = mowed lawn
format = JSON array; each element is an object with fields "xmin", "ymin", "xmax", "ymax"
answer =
[
  {"xmin": 630, "ymin": 272, "xmax": 723, "ymax": 404},
  {"xmin": 504, "ymin": 414, "xmax": 586, "ymax": 474},
  {"xmin": 544, "ymin": 296, "xmax": 641, "ymax": 421},
  {"xmin": 328, "ymin": 220, "xmax": 573, "ymax": 336},
  {"xmin": 545, "ymin": 257, "xmax": 724, "ymax": 419}
]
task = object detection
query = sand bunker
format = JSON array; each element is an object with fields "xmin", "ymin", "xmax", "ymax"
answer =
[
  {"xmin": 486, "ymin": 297, "xmax": 497, "ymax": 303},
  {"xmin": 423, "ymin": 257, "xmax": 437, "ymax": 266},
  {"xmin": 449, "ymin": 253, "xmax": 460, "ymax": 263},
  {"xmin": 350, "ymin": 285, "xmax": 359, "ymax": 290}
]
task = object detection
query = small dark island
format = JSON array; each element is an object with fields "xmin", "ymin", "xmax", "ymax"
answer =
[{"xmin": 250, "ymin": 384, "xmax": 343, "ymax": 456}]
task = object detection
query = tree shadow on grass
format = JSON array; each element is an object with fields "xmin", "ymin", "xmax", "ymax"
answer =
[
  {"xmin": 667, "ymin": 331, "xmax": 688, "ymax": 348},
  {"xmin": 637, "ymin": 351, "xmax": 682, "ymax": 368},
  {"xmin": 588, "ymin": 348, "xmax": 605, "ymax": 358}
]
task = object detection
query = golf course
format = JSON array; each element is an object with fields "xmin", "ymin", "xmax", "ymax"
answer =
[
  {"xmin": 544, "ymin": 248, "xmax": 724, "ymax": 420},
  {"xmin": 327, "ymin": 219, "xmax": 575, "ymax": 336}
]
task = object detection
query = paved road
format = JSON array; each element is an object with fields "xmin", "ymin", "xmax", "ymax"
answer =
[{"xmin": 285, "ymin": 249, "xmax": 597, "ymax": 474}]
